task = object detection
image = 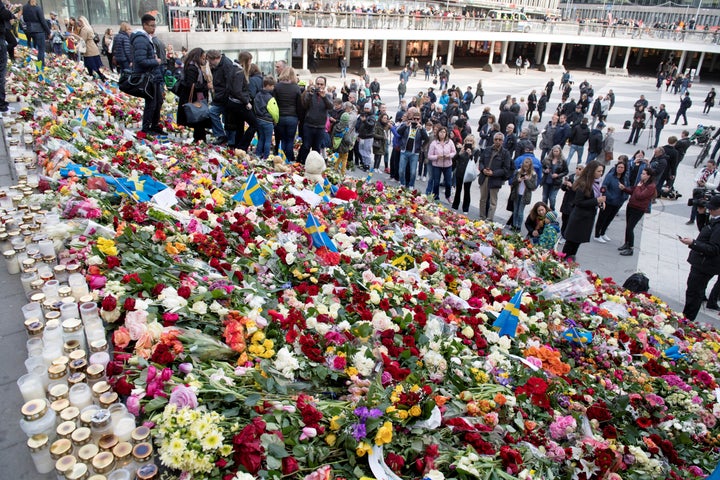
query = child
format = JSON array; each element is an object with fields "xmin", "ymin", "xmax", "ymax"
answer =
[
  {"xmin": 525, "ymin": 201, "xmax": 548, "ymax": 243},
  {"xmin": 253, "ymin": 76, "xmax": 276, "ymax": 160},
  {"xmin": 331, "ymin": 112, "xmax": 355, "ymax": 176},
  {"xmin": 50, "ymin": 25, "xmax": 63, "ymax": 56},
  {"xmin": 537, "ymin": 211, "xmax": 561, "ymax": 250}
]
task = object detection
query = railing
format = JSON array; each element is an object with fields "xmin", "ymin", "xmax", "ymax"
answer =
[
  {"xmin": 167, "ymin": 7, "xmax": 290, "ymax": 33},
  {"xmin": 165, "ymin": 6, "xmax": 720, "ymax": 44}
]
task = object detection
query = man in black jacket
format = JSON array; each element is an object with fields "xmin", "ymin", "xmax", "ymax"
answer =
[
  {"xmin": 681, "ymin": 195, "xmax": 720, "ymax": 320},
  {"xmin": 478, "ymin": 132, "xmax": 512, "ymax": 221},
  {"xmin": 297, "ymin": 76, "xmax": 333, "ymax": 165},
  {"xmin": 0, "ymin": 1, "xmax": 12, "ymax": 112},
  {"xmin": 22, "ymin": 0, "xmax": 50, "ymax": 68},
  {"xmin": 566, "ymin": 117, "xmax": 590, "ymax": 165},
  {"xmin": 131, "ymin": 14, "xmax": 165, "ymax": 135},
  {"xmin": 207, "ymin": 50, "xmax": 236, "ymax": 146}
]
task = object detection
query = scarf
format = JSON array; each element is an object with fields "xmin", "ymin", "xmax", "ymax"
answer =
[{"xmin": 593, "ymin": 178, "xmax": 603, "ymax": 198}]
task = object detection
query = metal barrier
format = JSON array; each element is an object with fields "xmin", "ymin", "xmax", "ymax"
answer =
[
  {"xmin": 166, "ymin": 6, "xmax": 719, "ymax": 44},
  {"xmin": 167, "ymin": 7, "xmax": 290, "ymax": 33}
]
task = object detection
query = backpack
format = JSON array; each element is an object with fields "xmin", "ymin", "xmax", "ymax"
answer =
[
  {"xmin": 562, "ymin": 72, "xmax": 570, "ymax": 83},
  {"xmin": 622, "ymin": 272, "xmax": 649, "ymax": 293},
  {"xmin": 267, "ymin": 97, "xmax": 279, "ymax": 124},
  {"xmin": 93, "ymin": 32, "xmax": 100, "ymax": 45}
]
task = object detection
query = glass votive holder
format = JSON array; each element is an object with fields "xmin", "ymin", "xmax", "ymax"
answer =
[
  {"xmin": 26, "ymin": 337, "xmax": 44, "ymax": 358},
  {"xmin": 17, "ymin": 372, "xmax": 46, "ymax": 401},
  {"xmin": 60, "ymin": 302, "xmax": 79, "ymax": 321},
  {"xmin": 22, "ymin": 301, "xmax": 43, "ymax": 320}
]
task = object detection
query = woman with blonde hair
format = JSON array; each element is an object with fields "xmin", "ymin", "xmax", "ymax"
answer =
[
  {"xmin": 111, "ymin": 22, "xmax": 132, "ymax": 72},
  {"xmin": 273, "ymin": 66, "xmax": 302, "ymax": 162},
  {"xmin": 74, "ymin": 16, "xmax": 105, "ymax": 81}
]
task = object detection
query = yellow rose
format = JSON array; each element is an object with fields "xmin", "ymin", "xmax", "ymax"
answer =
[
  {"xmin": 397, "ymin": 410, "xmax": 409, "ymax": 420},
  {"xmin": 409, "ymin": 405, "xmax": 422, "ymax": 417},
  {"xmin": 356, "ymin": 441, "xmax": 372, "ymax": 457},
  {"xmin": 96, "ymin": 237, "xmax": 118, "ymax": 256},
  {"xmin": 330, "ymin": 416, "xmax": 341, "ymax": 431},
  {"xmin": 325, "ymin": 433, "xmax": 336, "ymax": 446},
  {"xmin": 375, "ymin": 421, "xmax": 393, "ymax": 446}
]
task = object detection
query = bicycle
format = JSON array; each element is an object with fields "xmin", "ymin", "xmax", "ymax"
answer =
[
  {"xmin": 695, "ymin": 140, "xmax": 713, "ymax": 168},
  {"xmin": 690, "ymin": 125, "xmax": 716, "ymax": 168}
]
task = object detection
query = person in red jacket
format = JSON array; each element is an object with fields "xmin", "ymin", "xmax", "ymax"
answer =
[{"xmin": 618, "ymin": 168, "xmax": 657, "ymax": 256}]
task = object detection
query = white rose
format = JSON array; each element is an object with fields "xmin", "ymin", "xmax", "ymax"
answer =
[
  {"xmin": 316, "ymin": 304, "xmax": 329, "ymax": 315},
  {"xmin": 461, "ymin": 326, "xmax": 474, "ymax": 338},
  {"xmin": 425, "ymin": 470, "xmax": 445, "ymax": 480},
  {"xmin": 369, "ymin": 290, "xmax": 381, "ymax": 304},
  {"xmin": 146, "ymin": 321, "xmax": 163, "ymax": 340},
  {"xmin": 190, "ymin": 301, "xmax": 208, "ymax": 315},
  {"xmin": 86, "ymin": 255, "xmax": 104, "ymax": 266},
  {"xmin": 459, "ymin": 288, "xmax": 471, "ymax": 300},
  {"xmin": 285, "ymin": 252, "xmax": 296, "ymax": 264},
  {"xmin": 329, "ymin": 304, "xmax": 341, "ymax": 318}
]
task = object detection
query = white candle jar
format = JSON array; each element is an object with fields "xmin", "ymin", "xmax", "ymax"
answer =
[
  {"xmin": 27, "ymin": 434, "xmax": 54, "ymax": 474},
  {"xmin": 17, "ymin": 372, "xmax": 46, "ymax": 401},
  {"xmin": 19, "ymin": 399, "xmax": 57, "ymax": 439}
]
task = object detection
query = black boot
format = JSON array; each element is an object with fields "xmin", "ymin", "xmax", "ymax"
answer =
[
  {"xmin": 619, "ymin": 247, "xmax": 634, "ymax": 256},
  {"xmin": 617, "ymin": 243, "xmax": 629, "ymax": 251}
]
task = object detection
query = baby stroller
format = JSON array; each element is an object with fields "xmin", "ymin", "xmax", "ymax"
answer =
[{"xmin": 690, "ymin": 124, "xmax": 717, "ymax": 168}]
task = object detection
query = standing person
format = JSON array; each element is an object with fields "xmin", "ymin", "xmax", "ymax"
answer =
[
  {"xmin": 626, "ymin": 105, "xmax": 646, "ymax": 145},
  {"xmin": 541, "ymin": 145, "xmax": 568, "ymax": 211},
  {"xmin": 594, "ymin": 158, "xmax": 629, "ymax": 243},
  {"xmin": 586, "ymin": 122, "xmax": 604, "ymax": 164},
  {"xmin": 680, "ymin": 195, "xmax": 720, "ymax": 320},
  {"xmin": 396, "ymin": 107, "xmax": 429, "ymax": 188},
  {"xmin": 427, "ymin": 126, "xmax": 455, "ymax": 202},
  {"xmin": 207, "ymin": 49, "xmax": 236, "ymax": 146},
  {"xmin": 112, "ymin": 22, "xmax": 132, "ymax": 71},
  {"xmin": 515, "ymin": 55, "xmax": 522, "ymax": 75},
  {"xmin": 652, "ymin": 104, "xmax": 669, "ymax": 148},
  {"xmin": 561, "ymin": 160, "xmax": 606, "ymax": 261},
  {"xmin": 298, "ymin": 76, "xmax": 333, "ymax": 165},
  {"xmin": 175, "ymin": 48, "xmax": 210, "ymax": 143},
  {"xmin": 545, "ymin": 78, "xmax": 555, "ymax": 102},
  {"xmin": 253, "ymin": 76, "xmax": 276, "ymax": 160},
  {"xmin": 452, "ymin": 135, "xmax": 480, "ymax": 214},
  {"xmin": 536, "ymin": 91, "xmax": 547, "ymax": 121},
  {"xmin": 673, "ymin": 92, "xmax": 692, "ymax": 125},
  {"xmin": 566, "ymin": 117, "xmax": 590, "ymax": 165},
  {"xmin": 417, "ymin": 121, "xmax": 434, "ymax": 181},
  {"xmin": 509, "ymin": 157, "xmax": 538, "ymax": 232},
  {"xmin": 397, "ymin": 78, "xmax": 406, "ymax": 105},
  {"xmin": 101, "ymin": 28, "xmax": 114, "ymax": 72},
  {"xmin": 232, "ymin": 51, "xmax": 257, "ymax": 152},
  {"xmin": 559, "ymin": 164, "xmax": 583, "ymax": 239},
  {"xmin": 704, "ymin": 87, "xmax": 716, "ymax": 115},
  {"xmin": 75, "ymin": 17, "xmax": 105, "ymax": 81},
  {"xmin": 131, "ymin": 14, "xmax": 165, "ymax": 136},
  {"xmin": 355, "ymin": 103, "xmax": 376, "ymax": 171},
  {"xmin": 372, "ymin": 113, "xmax": 391, "ymax": 171},
  {"xmin": 477, "ymin": 132, "xmax": 512, "ymax": 221},
  {"xmin": 22, "ymin": 0, "xmax": 50, "ymax": 68},
  {"xmin": 273, "ymin": 66, "xmax": 301, "ymax": 163},
  {"xmin": 339, "ymin": 56, "xmax": 347, "ymax": 78},
  {"xmin": 618, "ymin": 167, "xmax": 657, "ymax": 256},
  {"xmin": 473, "ymin": 79, "xmax": 484, "ymax": 104},
  {"xmin": 526, "ymin": 90, "xmax": 537, "ymax": 121},
  {"xmin": 0, "ymin": 1, "xmax": 11, "ymax": 113}
]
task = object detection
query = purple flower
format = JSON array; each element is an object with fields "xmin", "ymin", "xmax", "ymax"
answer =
[
  {"xmin": 368, "ymin": 408, "xmax": 383, "ymax": 419},
  {"xmin": 168, "ymin": 384, "xmax": 198, "ymax": 409},
  {"xmin": 351, "ymin": 422, "xmax": 367, "ymax": 440},
  {"xmin": 178, "ymin": 363, "xmax": 193, "ymax": 374}
]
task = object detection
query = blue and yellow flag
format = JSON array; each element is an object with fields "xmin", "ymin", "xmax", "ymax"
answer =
[
  {"xmin": 232, "ymin": 172, "xmax": 266, "ymax": 206},
  {"xmin": 277, "ymin": 149, "xmax": 288, "ymax": 163},
  {"xmin": 59, "ymin": 162, "xmax": 98, "ymax": 178},
  {"xmin": 16, "ymin": 27, "xmax": 27, "ymax": 47},
  {"xmin": 314, "ymin": 182, "xmax": 330, "ymax": 202},
  {"xmin": 323, "ymin": 177, "xmax": 338, "ymax": 196},
  {"xmin": 107, "ymin": 175, "xmax": 168, "ymax": 202},
  {"xmin": 706, "ymin": 464, "xmax": 720, "ymax": 480},
  {"xmin": 78, "ymin": 107, "xmax": 90, "ymax": 126},
  {"xmin": 305, "ymin": 214, "xmax": 338, "ymax": 252},
  {"xmin": 492, "ymin": 289, "xmax": 523, "ymax": 338}
]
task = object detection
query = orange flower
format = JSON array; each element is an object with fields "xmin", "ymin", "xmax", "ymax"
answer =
[
  {"xmin": 493, "ymin": 393, "xmax": 507, "ymax": 406},
  {"xmin": 524, "ymin": 420, "xmax": 537, "ymax": 431},
  {"xmin": 434, "ymin": 395, "xmax": 449, "ymax": 407}
]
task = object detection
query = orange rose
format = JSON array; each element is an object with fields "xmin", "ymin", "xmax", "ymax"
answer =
[{"xmin": 112, "ymin": 327, "xmax": 131, "ymax": 349}]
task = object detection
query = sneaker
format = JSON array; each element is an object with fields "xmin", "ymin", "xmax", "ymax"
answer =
[
  {"xmin": 210, "ymin": 137, "xmax": 227, "ymax": 146},
  {"xmin": 706, "ymin": 303, "xmax": 720, "ymax": 310},
  {"xmin": 594, "ymin": 236, "xmax": 607, "ymax": 243},
  {"xmin": 601, "ymin": 234, "xmax": 611, "ymax": 242}
]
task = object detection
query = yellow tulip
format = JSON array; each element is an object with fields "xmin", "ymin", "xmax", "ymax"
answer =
[{"xmin": 375, "ymin": 421, "xmax": 393, "ymax": 446}]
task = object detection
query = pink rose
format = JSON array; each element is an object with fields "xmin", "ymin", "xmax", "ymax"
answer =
[
  {"xmin": 168, "ymin": 384, "xmax": 198, "ymax": 409},
  {"xmin": 88, "ymin": 274, "xmax": 107, "ymax": 290},
  {"xmin": 112, "ymin": 327, "xmax": 131, "ymax": 349},
  {"xmin": 126, "ymin": 395, "xmax": 141, "ymax": 415}
]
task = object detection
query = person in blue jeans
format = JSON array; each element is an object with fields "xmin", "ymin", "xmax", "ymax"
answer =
[
  {"xmin": 22, "ymin": 0, "xmax": 50, "ymax": 68},
  {"xmin": 396, "ymin": 107, "xmax": 429, "ymax": 188},
  {"xmin": 207, "ymin": 50, "xmax": 237, "ymax": 146},
  {"xmin": 297, "ymin": 76, "xmax": 333, "ymax": 164}
]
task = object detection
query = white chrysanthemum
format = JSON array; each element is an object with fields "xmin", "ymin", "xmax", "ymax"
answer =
[
  {"xmin": 353, "ymin": 346, "xmax": 375, "ymax": 377},
  {"xmin": 306, "ymin": 317, "xmax": 318, "ymax": 330},
  {"xmin": 190, "ymin": 301, "xmax": 208, "ymax": 315},
  {"xmin": 274, "ymin": 347, "xmax": 300, "ymax": 379},
  {"xmin": 200, "ymin": 430, "xmax": 224, "ymax": 451},
  {"xmin": 336, "ymin": 320, "xmax": 351, "ymax": 331},
  {"xmin": 423, "ymin": 350, "xmax": 447, "ymax": 378},
  {"xmin": 425, "ymin": 470, "xmax": 445, "ymax": 480},
  {"xmin": 234, "ymin": 472, "xmax": 257, "ymax": 480}
]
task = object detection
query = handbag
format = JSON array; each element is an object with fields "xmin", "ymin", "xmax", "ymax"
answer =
[
  {"xmin": 182, "ymin": 83, "xmax": 210, "ymax": 125},
  {"xmin": 604, "ymin": 151, "xmax": 614, "ymax": 162},
  {"xmin": 463, "ymin": 160, "xmax": 479, "ymax": 183},
  {"xmin": 118, "ymin": 70, "xmax": 154, "ymax": 100}
]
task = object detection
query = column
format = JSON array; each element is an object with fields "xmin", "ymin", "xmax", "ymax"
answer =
[
  {"xmin": 567, "ymin": 44, "xmax": 573, "ymax": 61},
  {"xmin": 585, "ymin": 45, "xmax": 595, "ymax": 68},
  {"xmin": 710, "ymin": 53, "xmax": 717, "ymax": 73},
  {"xmin": 558, "ymin": 43, "xmax": 566, "ymax": 65},
  {"xmin": 487, "ymin": 41, "xmax": 495, "ymax": 64},
  {"xmin": 677, "ymin": 50, "xmax": 687, "ymax": 73},
  {"xmin": 508, "ymin": 42, "xmax": 516, "ymax": 61},
  {"xmin": 363, "ymin": 39, "xmax": 369, "ymax": 69},
  {"xmin": 543, "ymin": 42, "xmax": 551, "ymax": 66},
  {"xmin": 534, "ymin": 42, "xmax": 543, "ymax": 65},
  {"xmin": 604, "ymin": 46, "xmax": 614, "ymax": 70},
  {"xmin": 432, "ymin": 39, "xmax": 438, "ymax": 62},
  {"xmin": 635, "ymin": 48, "xmax": 643, "ymax": 66},
  {"xmin": 500, "ymin": 41, "xmax": 508, "ymax": 65},
  {"xmin": 447, "ymin": 40, "xmax": 455, "ymax": 66},
  {"xmin": 302, "ymin": 38, "xmax": 308, "ymax": 71},
  {"xmin": 381, "ymin": 39, "xmax": 388, "ymax": 69},
  {"xmin": 610, "ymin": 46, "xmax": 618, "ymax": 67},
  {"xmin": 399, "ymin": 39, "xmax": 407, "ymax": 67},
  {"xmin": 696, "ymin": 51, "xmax": 706, "ymax": 76},
  {"xmin": 622, "ymin": 46, "xmax": 631, "ymax": 70}
]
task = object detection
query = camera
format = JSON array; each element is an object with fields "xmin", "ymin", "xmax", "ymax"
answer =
[
  {"xmin": 309, "ymin": 86, "xmax": 317, "ymax": 94},
  {"xmin": 647, "ymin": 105, "xmax": 657, "ymax": 116},
  {"xmin": 688, "ymin": 187, "xmax": 719, "ymax": 208}
]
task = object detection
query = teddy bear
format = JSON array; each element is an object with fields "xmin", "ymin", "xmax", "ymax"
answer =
[
  {"xmin": 304, "ymin": 150, "xmax": 326, "ymax": 184},
  {"xmin": 271, "ymin": 155, "xmax": 292, "ymax": 173}
]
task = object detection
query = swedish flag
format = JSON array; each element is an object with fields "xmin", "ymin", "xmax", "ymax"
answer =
[
  {"xmin": 305, "ymin": 214, "xmax": 338, "ymax": 252},
  {"xmin": 314, "ymin": 182, "xmax": 330, "ymax": 202},
  {"xmin": 323, "ymin": 177, "xmax": 338, "ymax": 196},
  {"xmin": 277, "ymin": 149, "xmax": 288, "ymax": 163},
  {"xmin": 492, "ymin": 289, "xmax": 523, "ymax": 338},
  {"xmin": 60, "ymin": 162, "xmax": 98, "ymax": 178},
  {"xmin": 16, "ymin": 26, "xmax": 27, "ymax": 47},
  {"xmin": 232, "ymin": 172, "xmax": 266, "ymax": 206},
  {"xmin": 78, "ymin": 107, "xmax": 90, "ymax": 127},
  {"xmin": 706, "ymin": 464, "xmax": 720, "ymax": 480}
]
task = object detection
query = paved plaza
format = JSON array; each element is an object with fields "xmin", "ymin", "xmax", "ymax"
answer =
[{"xmin": 0, "ymin": 64, "xmax": 719, "ymax": 478}]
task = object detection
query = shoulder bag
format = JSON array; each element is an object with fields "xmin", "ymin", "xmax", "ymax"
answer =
[
  {"xmin": 182, "ymin": 83, "xmax": 210, "ymax": 125},
  {"xmin": 119, "ymin": 70, "xmax": 154, "ymax": 100},
  {"xmin": 463, "ymin": 159, "xmax": 479, "ymax": 183}
]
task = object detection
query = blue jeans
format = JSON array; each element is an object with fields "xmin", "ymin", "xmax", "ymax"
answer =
[
  {"xmin": 255, "ymin": 119, "xmax": 274, "ymax": 159},
  {"xmin": 425, "ymin": 165, "xmax": 435, "ymax": 195},
  {"xmin": 399, "ymin": 151, "xmax": 419, "ymax": 187},
  {"xmin": 586, "ymin": 151, "xmax": 599, "ymax": 163},
  {"xmin": 0, "ymin": 36, "xmax": 6, "ymax": 106},
  {"xmin": 276, "ymin": 115, "xmax": 298, "ymax": 163},
  {"xmin": 512, "ymin": 198, "xmax": 526, "ymax": 230},
  {"xmin": 29, "ymin": 32, "xmax": 46, "ymax": 67},
  {"xmin": 542, "ymin": 184, "xmax": 560, "ymax": 211},
  {"xmin": 566, "ymin": 144, "xmax": 585, "ymax": 164},
  {"xmin": 209, "ymin": 104, "xmax": 236, "ymax": 144},
  {"xmin": 432, "ymin": 165, "xmax": 452, "ymax": 200}
]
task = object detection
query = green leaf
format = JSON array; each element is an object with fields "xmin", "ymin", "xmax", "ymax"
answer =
[
  {"xmin": 266, "ymin": 455, "xmax": 282, "ymax": 470},
  {"xmin": 268, "ymin": 443, "xmax": 290, "ymax": 458},
  {"xmin": 144, "ymin": 396, "xmax": 168, "ymax": 413}
]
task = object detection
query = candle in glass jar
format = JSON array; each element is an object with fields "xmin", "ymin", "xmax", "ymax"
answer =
[
  {"xmin": 17, "ymin": 372, "xmax": 45, "ymax": 401},
  {"xmin": 69, "ymin": 383, "xmax": 93, "ymax": 410},
  {"xmin": 4, "ymin": 249, "xmax": 18, "ymax": 274},
  {"xmin": 27, "ymin": 434, "xmax": 54, "ymax": 474},
  {"xmin": 113, "ymin": 414, "xmax": 136, "ymax": 442}
]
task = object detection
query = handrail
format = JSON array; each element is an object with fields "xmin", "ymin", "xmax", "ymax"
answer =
[{"xmin": 165, "ymin": 6, "xmax": 720, "ymax": 44}]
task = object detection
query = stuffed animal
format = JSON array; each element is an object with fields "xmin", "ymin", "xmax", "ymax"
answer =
[
  {"xmin": 304, "ymin": 150, "xmax": 326, "ymax": 183},
  {"xmin": 271, "ymin": 155, "xmax": 292, "ymax": 173}
]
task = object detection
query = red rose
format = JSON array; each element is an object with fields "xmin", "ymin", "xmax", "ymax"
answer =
[
  {"xmin": 215, "ymin": 458, "xmax": 228, "ymax": 468},
  {"xmin": 106, "ymin": 256, "xmax": 121, "ymax": 269},
  {"xmin": 177, "ymin": 286, "xmax": 192, "ymax": 299},
  {"xmin": 152, "ymin": 283, "xmax": 167, "ymax": 296},
  {"xmin": 101, "ymin": 295, "xmax": 117, "ymax": 311},
  {"xmin": 385, "ymin": 452, "xmax": 405, "ymax": 473},
  {"xmin": 282, "ymin": 456, "xmax": 299, "ymax": 475},
  {"xmin": 162, "ymin": 312, "xmax": 179, "ymax": 327},
  {"xmin": 150, "ymin": 343, "xmax": 175, "ymax": 365},
  {"xmin": 123, "ymin": 297, "xmax": 136, "ymax": 311},
  {"xmin": 113, "ymin": 376, "xmax": 134, "ymax": 396}
]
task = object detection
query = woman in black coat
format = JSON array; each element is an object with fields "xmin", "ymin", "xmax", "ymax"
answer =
[
  {"xmin": 176, "ymin": 48, "xmax": 210, "ymax": 143},
  {"xmin": 452, "ymin": 134, "xmax": 480, "ymax": 214},
  {"xmin": 561, "ymin": 160, "xmax": 607, "ymax": 261},
  {"xmin": 22, "ymin": 0, "xmax": 50, "ymax": 67}
]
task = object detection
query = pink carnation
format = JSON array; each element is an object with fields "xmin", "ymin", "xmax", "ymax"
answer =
[{"xmin": 549, "ymin": 415, "xmax": 577, "ymax": 440}]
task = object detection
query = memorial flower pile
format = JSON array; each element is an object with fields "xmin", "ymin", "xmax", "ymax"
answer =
[{"xmin": 9, "ymin": 51, "xmax": 720, "ymax": 480}]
